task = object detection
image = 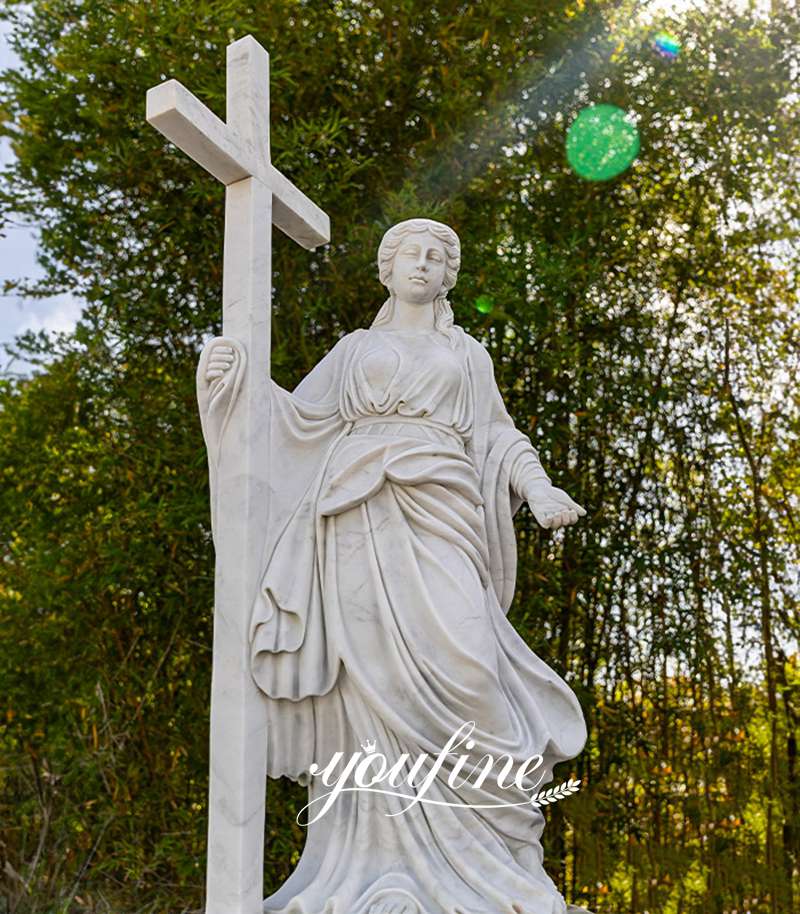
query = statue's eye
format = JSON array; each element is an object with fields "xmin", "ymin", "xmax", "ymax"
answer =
[{"xmin": 428, "ymin": 252, "xmax": 443, "ymax": 263}]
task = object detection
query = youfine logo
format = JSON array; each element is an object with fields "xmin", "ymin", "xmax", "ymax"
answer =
[{"xmin": 296, "ymin": 721, "xmax": 581, "ymax": 825}]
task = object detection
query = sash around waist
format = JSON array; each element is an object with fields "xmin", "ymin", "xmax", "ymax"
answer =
[
  {"xmin": 320, "ymin": 420, "xmax": 481, "ymax": 517},
  {"xmin": 348, "ymin": 414, "xmax": 466, "ymax": 446}
]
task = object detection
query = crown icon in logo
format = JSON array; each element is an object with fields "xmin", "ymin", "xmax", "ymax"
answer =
[{"xmin": 361, "ymin": 738, "xmax": 376, "ymax": 753}]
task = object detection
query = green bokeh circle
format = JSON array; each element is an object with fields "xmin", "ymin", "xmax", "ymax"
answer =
[{"xmin": 566, "ymin": 104, "xmax": 640, "ymax": 182}]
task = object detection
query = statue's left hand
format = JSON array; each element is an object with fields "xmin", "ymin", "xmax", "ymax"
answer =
[{"xmin": 525, "ymin": 480, "xmax": 587, "ymax": 530}]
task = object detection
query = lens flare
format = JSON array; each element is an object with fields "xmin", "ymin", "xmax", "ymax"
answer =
[
  {"xmin": 566, "ymin": 104, "xmax": 640, "ymax": 182},
  {"xmin": 475, "ymin": 295, "xmax": 495, "ymax": 315},
  {"xmin": 653, "ymin": 31, "xmax": 681, "ymax": 60}
]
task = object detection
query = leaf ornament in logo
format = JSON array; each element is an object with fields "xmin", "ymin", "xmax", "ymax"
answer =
[{"xmin": 531, "ymin": 777, "xmax": 582, "ymax": 807}]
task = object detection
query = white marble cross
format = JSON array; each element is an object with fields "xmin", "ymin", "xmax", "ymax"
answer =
[{"xmin": 146, "ymin": 36, "xmax": 330, "ymax": 914}]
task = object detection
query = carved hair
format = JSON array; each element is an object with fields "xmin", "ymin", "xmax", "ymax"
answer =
[{"xmin": 371, "ymin": 218, "xmax": 461, "ymax": 346}]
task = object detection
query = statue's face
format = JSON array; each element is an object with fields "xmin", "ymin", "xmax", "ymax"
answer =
[{"xmin": 389, "ymin": 230, "xmax": 448, "ymax": 305}]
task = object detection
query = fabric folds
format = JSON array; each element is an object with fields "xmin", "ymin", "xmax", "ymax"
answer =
[{"xmin": 242, "ymin": 325, "xmax": 587, "ymax": 914}]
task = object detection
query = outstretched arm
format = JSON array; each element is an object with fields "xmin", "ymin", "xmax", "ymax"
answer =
[
  {"xmin": 510, "ymin": 450, "xmax": 586, "ymax": 530},
  {"xmin": 475, "ymin": 339, "xmax": 586, "ymax": 531}
]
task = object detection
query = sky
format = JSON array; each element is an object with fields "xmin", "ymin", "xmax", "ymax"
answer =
[{"xmin": 0, "ymin": 17, "xmax": 82, "ymax": 364}]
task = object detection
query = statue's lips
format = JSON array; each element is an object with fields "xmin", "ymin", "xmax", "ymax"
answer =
[{"xmin": 409, "ymin": 275, "xmax": 428, "ymax": 284}]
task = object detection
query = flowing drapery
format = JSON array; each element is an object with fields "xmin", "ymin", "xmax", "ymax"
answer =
[{"xmin": 243, "ymin": 327, "xmax": 587, "ymax": 914}]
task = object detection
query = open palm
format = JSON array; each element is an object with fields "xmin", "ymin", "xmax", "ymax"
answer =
[{"xmin": 527, "ymin": 483, "xmax": 586, "ymax": 530}]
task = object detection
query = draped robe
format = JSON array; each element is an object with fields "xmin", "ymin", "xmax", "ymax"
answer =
[{"xmin": 207, "ymin": 324, "xmax": 588, "ymax": 914}]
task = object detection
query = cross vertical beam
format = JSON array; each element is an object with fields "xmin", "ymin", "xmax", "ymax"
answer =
[
  {"xmin": 205, "ymin": 173, "xmax": 271, "ymax": 912},
  {"xmin": 146, "ymin": 35, "xmax": 330, "ymax": 914}
]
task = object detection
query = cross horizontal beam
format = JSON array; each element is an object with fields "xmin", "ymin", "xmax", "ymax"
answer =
[{"xmin": 146, "ymin": 79, "xmax": 330, "ymax": 250}]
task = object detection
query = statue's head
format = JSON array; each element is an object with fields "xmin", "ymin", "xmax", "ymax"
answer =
[
  {"xmin": 378, "ymin": 218, "xmax": 461, "ymax": 303},
  {"xmin": 372, "ymin": 218, "xmax": 461, "ymax": 339}
]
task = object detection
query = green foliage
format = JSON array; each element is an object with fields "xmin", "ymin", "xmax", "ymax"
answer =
[{"xmin": 1, "ymin": 1, "xmax": 798, "ymax": 913}]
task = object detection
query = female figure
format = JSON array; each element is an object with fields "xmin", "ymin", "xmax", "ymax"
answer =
[{"xmin": 199, "ymin": 219, "xmax": 588, "ymax": 914}]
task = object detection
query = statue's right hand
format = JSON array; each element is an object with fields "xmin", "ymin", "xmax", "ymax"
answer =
[
  {"xmin": 197, "ymin": 337, "xmax": 246, "ymax": 467},
  {"xmin": 204, "ymin": 341, "xmax": 237, "ymax": 388},
  {"xmin": 197, "ymin": 336, "xmax": 246, "ymax": 423}
]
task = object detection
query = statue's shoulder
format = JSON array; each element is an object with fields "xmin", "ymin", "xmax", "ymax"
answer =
[
  {"xmin": 456, "ymin": 326, "xmax": 493, "ymax": 367},
  {"xmin": 327, "ymin": 327, "xmax": 368, "ymax": 355},
  {"xmin": 340, "ymin": 327, "xmax": 369, "ymax": 343}
]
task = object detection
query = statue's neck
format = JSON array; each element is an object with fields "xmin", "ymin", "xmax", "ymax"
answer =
[{"xmin": 385, "ymin": 297, "xmax": 436, "ymax": 331}]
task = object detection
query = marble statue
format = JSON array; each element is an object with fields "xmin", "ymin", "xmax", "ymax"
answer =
[
  {"xmin": 146, "ymin": 35, "xmax": 591, "ymax": 914},
  {"xmin": 200, "ymin": 218, "xmax": 589, "ymax": 914}
]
